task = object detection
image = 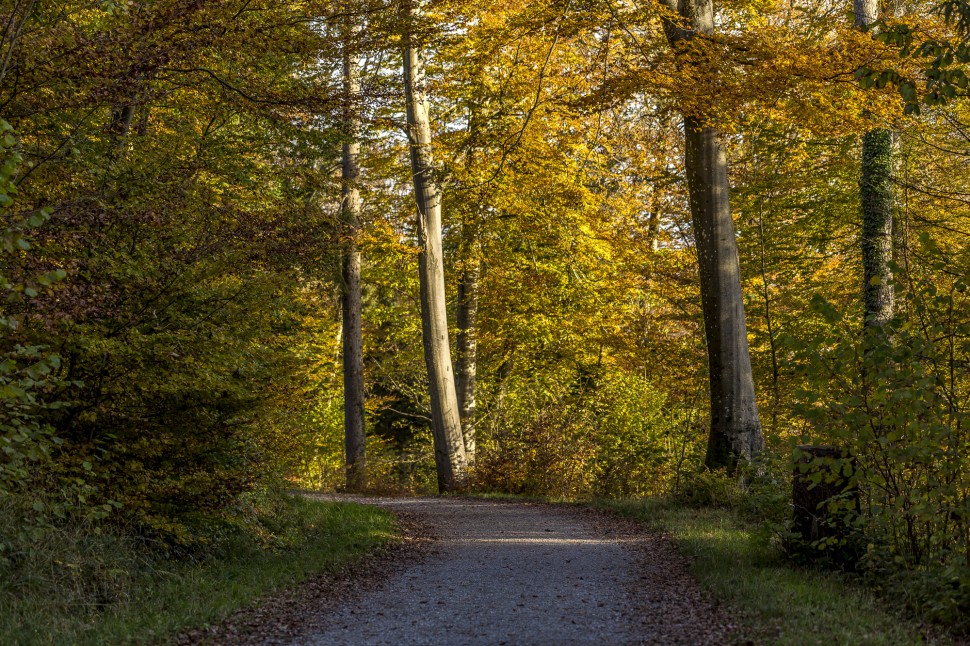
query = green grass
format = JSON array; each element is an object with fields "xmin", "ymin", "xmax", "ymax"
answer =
[
  {"xmin": 597, "ymin": 498, "xmax": 946, "ymax": 646},
  {"xmin": 0, "ymin": 495, "xmax": 397, "ymax": 645}
]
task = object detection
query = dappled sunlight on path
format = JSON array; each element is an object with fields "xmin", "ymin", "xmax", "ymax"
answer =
[{"xmin": 293, "ymin": 496, "xmax": 727, "ymax": 646}]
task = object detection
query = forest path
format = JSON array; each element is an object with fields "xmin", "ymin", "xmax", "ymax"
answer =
[{"xmin": 291, "ymin": 495, "xmax": 732, "ymax": 646}]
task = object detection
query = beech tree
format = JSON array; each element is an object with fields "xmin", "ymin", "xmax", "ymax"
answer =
[
  {"xmin": 455, "ymin": 116, "xmax": 484, "ymax": 464},
  {"xmin": 341, "ymin": 15, "xmax": 367, "ymax": 492},
  {"xmin": 456, "ymin": 254, "xmax": 479, "ymax": 463},
  {"xmin": 401, "ymin": 0, "xmax": 468, "ymax": 491},
  {"xmin": 662, "ymin": 0, "xmax": 765, "ymax": 468}
]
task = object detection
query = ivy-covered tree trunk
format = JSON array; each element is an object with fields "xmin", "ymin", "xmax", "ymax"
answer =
[
  {"xmin": 341, "ymin": 26, "xmax": 366, "ymax": 492},
  {"xmin": 456, "ymin": 260, "xmax": 479, "ymax": 462},
  {"xmin": 856, "ymin": 0, "xmax": 896, "ymax": 329},
  {"xmin": 402, "ymin": 4, "xmax": 468, "ymax": 491},
  {"xmin": 664, "ymin": 0, "xmax": 765, "ymax": 469}
]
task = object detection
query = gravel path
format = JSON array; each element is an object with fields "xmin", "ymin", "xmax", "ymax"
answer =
[{"xmin": 289, "ymin": 496, "xmax": 732, "ymax": 646}]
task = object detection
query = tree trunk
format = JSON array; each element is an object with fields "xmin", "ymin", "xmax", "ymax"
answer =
[
  {"xmin": 856, "ymin": 0, "xmax": 895, "ymax": 329},
  {"xmin": 402, "ymin": 7, "xmax": 467, "ymax": 492},
  {"xmin": 456, "ymin": 260, "xmax": 479, "ymax": 462},
  {"xmin": 341, "ymin": 23, "xmax": 366, "ymax": 493},
  {"xmin": 685, "ymin": 120, "xmax": 765, "ymax": 468},
  {"xmin": 663, "ymin": 0, "xmax": 764, "ymax": 469},
  {"xmin": 108, "ymin": 104, "xmax": 135, "ymax": 151},
  {"xmin": 646, "ymin": 187, "xmax": 661, "ymax": 251}
]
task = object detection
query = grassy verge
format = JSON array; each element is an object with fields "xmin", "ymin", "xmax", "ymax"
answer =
[
  {"xmin": 0, "ymin": 495, "xmax": 397, "ymax": 645},
  {"xmin": 597, "ymin": 498, "xmax": 946, "ymax": 646}
]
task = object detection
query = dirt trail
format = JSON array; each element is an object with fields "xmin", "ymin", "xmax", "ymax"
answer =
[{"xmin": 289, "ymin": 496, "xmax": 732, "ymax": 646}]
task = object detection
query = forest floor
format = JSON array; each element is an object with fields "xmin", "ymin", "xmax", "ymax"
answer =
[{"xmin": 196, "ymin": 495, "xmax": 733, "ymax": 645}]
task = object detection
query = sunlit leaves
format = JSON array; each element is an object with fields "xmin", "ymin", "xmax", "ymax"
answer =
[{"xmin": 857, "ymin": 2, "xmax": 970, "ymax": 114}]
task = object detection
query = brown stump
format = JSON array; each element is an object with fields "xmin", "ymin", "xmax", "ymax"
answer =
[{"xmin": 792, "ymin": 445, "xmax": 861, "ymax": 563}]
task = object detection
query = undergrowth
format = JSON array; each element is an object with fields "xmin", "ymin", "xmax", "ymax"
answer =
[
  {"xmin": 598, "ymin": 493, "xmax": 951, "ymax": 645},
  {"xmin": 0, "ymin": 493, "xmax": 396, "ymax": 645}
]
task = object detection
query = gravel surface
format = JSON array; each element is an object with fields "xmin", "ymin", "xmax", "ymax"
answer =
[
  {"xmin": 289, "ymin": 496, "xmax": 733, "ymax": 646},
  {"xmin": 175, "ymin": 502, "xmax": 435, "ymax": 646}
]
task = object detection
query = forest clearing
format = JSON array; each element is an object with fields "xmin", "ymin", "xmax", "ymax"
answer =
[{"xmin": 2, "ymin": 0, "xmax": 970, "ymax": 643}]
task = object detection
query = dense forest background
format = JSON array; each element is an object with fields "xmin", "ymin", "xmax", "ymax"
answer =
[{"xmin": 2, "ymin": 0, "xmax": 970, "ymax": 636}]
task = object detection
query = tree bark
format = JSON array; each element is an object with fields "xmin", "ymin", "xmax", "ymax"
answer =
[
  {"xmin": 856, "ymin": 0, "xmax": 896, "ymax": 330},
  {"xmin": 341, "ymin": 23, "xmax": 366, "ymax": 492},
  {"xmin": 663, "ymin": 0, "xmax": 764, "ymax": 469},
  {"xmin": 108, "ymin": 104, "xmax": 136, "ymax": 151},
  {"xmin": 685, "ymin": 120, "xmax": 765, "ymax": 468},
  {"xmin": 646, "ymin": 188, "xmax": 661, "ymax": 251},
  {"xmin": 402, "ymin": 6, "xmax": 468, "ymax": 492},
  {"xmin": 456, "ymin": 260, "xmax": 479, "ymax": 462}
]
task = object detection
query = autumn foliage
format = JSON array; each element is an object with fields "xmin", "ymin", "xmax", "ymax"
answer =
[{"xmin": 2, "ymin": 0, "xmax": 970, "ymax": 633}]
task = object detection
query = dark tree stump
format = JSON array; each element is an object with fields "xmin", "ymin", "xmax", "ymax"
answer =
[{"xmin": 792, "ymin": 445, "xmax": 861, "ymax": 562}]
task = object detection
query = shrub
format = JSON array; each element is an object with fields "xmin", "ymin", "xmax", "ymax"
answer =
[
  {"xmin": 783, "ymin": 237, "xmax": 970, "ymax": 629},
  {"xmin": 474, "ymin": 368, "xmax": 700, "ymax": 498}
]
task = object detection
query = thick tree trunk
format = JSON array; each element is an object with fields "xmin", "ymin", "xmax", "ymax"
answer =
[
  {"xmin": 341, "ymin": 30, "xmax": 366, "ymax": 492},
  {"xmin": 684, "ymin": 120, "xmax": 765, "ymax": 468},
  {"xmin": 402, "ymin": 11, "xmax": 468, "ymax": 492},
  {"xmin": 856, "ymin": 0, "xmax": 895, "ymax": 330},
  {"xmin": 663, "ymin": 0, "xmax": 764, "ymax": 469},
  {"xmin": 456, "ymin": 260, "xmax": 479, "ymax": 462}
]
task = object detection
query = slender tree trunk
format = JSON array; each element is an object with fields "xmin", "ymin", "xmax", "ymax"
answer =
[
  {"xmin": 757, "ymin": 200, "xmax": 780, "ymax": 436},
  {"xmin": 491, "ymin": 351, "xmax": 515, "ymax": 433},
  {"xmin": 856, "ymin": 0, "xmax": 895, "ymax": 330},
  {"xmin": 455, "ymin": 110, "xmax": 481, "ymax": 463},
  {"xmin": 341, "ymin": 23, "xmax": 366, "ymax": 492},
  {"xmin": 108, "ymin": 104, "xmax": 135, "ymax": 151},
  {"xmin": 646, "ymin": 189, "xmax": 661, "ymax": 251},
  {"xmin": 663, "ymin": 0, "xmax": 764, "ymax": 469},
  {"xmin": 0, "ymin": 0, "xmax": 36, "ymax": 87},
  {"xmin": 402, "ymin": 6, "xmax": 467, "ymax": 491},
  {"xmin": 456, "ymin": 259, "xmax": 479, "ymax": 462}
]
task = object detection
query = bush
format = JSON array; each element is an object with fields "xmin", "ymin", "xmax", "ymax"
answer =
[
  {"xmin": 671, "ymin": 468, "xmax": 746, "ymax": 509},
  {"xmin": 0, "ymin": 120, "xmax": 71, "ymax": 519},
  {"xmin": 474, "ymin": 368, "xmax": 700, "ymax": 498},
  {"xmin": 783, "ymin": 237, "xmax": 970, "ymax": 630},
  {"xmin": 0, "ymin": 492, "xmax": 396, "ymax": 645}
]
